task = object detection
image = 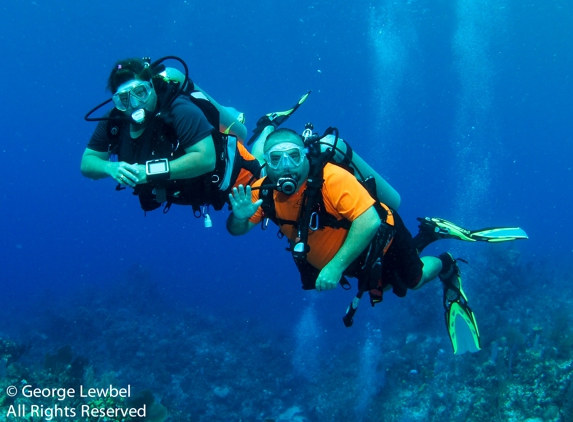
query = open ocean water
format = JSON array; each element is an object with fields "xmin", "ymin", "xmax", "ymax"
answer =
[{"xmin": 1, "ymin": 1, "xmax": 572, "ymax": 421}]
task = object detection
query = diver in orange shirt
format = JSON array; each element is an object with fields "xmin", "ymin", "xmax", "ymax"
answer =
[
  {"xmin": 227, "ymin": 127, "xmax": 527, "ymax": 354},
  {"xmin": 226, "ymin": 128, "xmax": 440, "ymax": 295}
]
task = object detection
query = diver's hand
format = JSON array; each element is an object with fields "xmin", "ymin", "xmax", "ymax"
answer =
[
  {"xmin": 133, "ymin": 164, "xmax": 148, "ymax": 185},
  {"xmin": 228, "ymin": 185, "xmax": 262, "ymax": 220},
  {"xmin": 110, "ymin": 162, "xmax": 141, "ymax": 188},
  {"xmin": 315, "ymin": 262, "xmax": 343, "ymax": 291}
]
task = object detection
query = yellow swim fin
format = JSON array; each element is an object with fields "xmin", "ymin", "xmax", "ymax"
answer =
[
  {"xmin": 446, "ymin": 301, "xmax": 481, "ymax": 355},
  {"xmin": 439, "ymin": 252, "xmax": 480, "ymax": 355},
  {"xmin": 418, "ymin": 217, "xmax": 529, "ymax": 243}
]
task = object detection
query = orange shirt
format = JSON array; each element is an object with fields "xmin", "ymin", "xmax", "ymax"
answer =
[{"xmin": 250, "ymin": 163, "xmax": 375, "ymax": 269}]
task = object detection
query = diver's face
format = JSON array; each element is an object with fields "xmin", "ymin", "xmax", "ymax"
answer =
[
  {"xmin": 112, "ymin": 79, "xmax": 157, "ymax": 115},
  {"xmin": 264, "ymin": 137, "xmax": 309, "ymax": 194}
]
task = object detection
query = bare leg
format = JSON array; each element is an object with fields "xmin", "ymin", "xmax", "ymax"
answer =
[
  {"xmin": 413, "ymin": 256, "xmax": 443, "ymax": 290},
  {"xmin": 194, "ymin": 84, "xmax": 248, "ymax": 144},
  {"xmin": 250, "ymin": 125, "xmax": 275, "ymax": 164}
]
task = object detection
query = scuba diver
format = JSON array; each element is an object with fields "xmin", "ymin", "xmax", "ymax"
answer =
[
  {"xmin": 81, "ymin": 56, "xmax": 261, "ymax": 221},
  {"xmin": 226, "ymin": 127, "xmax": 528, "ymax": 355}
]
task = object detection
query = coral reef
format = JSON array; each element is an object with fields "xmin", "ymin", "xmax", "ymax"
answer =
[{"xmin": 1, "ymin": 248, "xmax": 571, "ymax": 421}]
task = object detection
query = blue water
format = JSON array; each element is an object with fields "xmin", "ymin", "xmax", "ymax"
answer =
[{"xmin": 1, "ymin": 1, "xmax": 572, "ymax": 421}]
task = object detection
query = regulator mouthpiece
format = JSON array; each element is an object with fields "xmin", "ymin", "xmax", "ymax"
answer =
[
  {"xmin": 277, "ymin": 176, "xmax": 298, "ymax": 195},
  {"xmin": 131, "ymin": 109, "xmax": 146, "ymax": 124}
]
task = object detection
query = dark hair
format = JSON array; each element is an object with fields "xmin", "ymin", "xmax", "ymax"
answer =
[
  {"xmin": 107, "ymin": 58, "xmax": 157, "ymax": 93},
  {"xmin": 265, "ymin": 128, "xmax": 304, "ymax": 149}
]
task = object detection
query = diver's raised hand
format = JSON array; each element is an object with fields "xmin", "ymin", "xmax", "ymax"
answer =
[{"xmin": 228, "ymin": 185, "xmax": 262, "ymax": 221}]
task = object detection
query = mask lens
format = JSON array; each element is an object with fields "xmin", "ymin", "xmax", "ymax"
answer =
[
  {"xmin": 131, "ymin": 84, "xmax": 150, "ymax": 100},
  {"xmin": 113, "ymin": 92, "xmax": 130, "ymax": 111},
  {"xmin": 286, "ymin": 149, "xmax": 303, "ymax": 166},
  {"xmin": 267, "ymin": 151, "xmax": 285, "ymax": 169}
]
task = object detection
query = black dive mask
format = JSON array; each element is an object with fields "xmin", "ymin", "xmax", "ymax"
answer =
[{"xmin": 276, "ymin": 175, "xmax": 298, "ymax": 195}]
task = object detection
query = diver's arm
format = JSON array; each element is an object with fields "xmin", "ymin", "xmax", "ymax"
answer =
[
  {"xmin": 315, "ymin": 206, "xmax": 381, "ymax": 291},
  {"xmin": 80, "ymin": 148, "xmax": 112, "ymax": 179},
  {"xmin": 81, "ymin": 148, "xmax": 140, "ymax": 188},
  {"xmin": 226, "ymin": 185, "xmax": 261, "ymax": 236},
  {"xmin": 227, "ymin": 213, "xmax": 258, "ymax": 236},
  {"xmin": 167, "ymin": 134, "xmax": 216, "ymax": 179},
  {"xmin": 132, "ymin": 134, "xmax": 216, "ymax": 184},
  {"xmin": 129, "ymin": 135, "xmax": 217, "ymax": 184}
]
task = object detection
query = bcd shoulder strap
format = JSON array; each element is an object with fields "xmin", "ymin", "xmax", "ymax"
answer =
[{"xmin": 106, "ymin": 108, "xmax": 126, "ymax": 155}]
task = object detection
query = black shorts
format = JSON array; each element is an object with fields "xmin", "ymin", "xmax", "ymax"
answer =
[{"xmin": 381, "ymin": 211, "xmax": 424, "ymax": 297}]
